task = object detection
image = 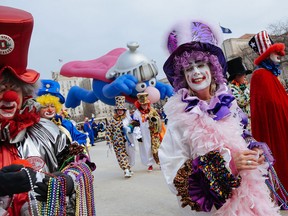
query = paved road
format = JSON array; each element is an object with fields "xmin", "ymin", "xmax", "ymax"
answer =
[
  {"xmin": 90, "ymin": 141, "xmax": 181, "ymax": 216},
  {"xmin": 90, "ymin": 141, "xmax": 288, "ymax": 216}
]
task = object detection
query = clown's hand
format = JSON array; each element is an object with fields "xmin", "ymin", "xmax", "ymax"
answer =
[
  {"xmin": 0, "ymin": 165, "xmax": 36, "ymax": 196},
  {"xmin": 103, "ymin": 74, "xmax": 138, "ymax": 98},
  {"xmin": 34, "ymin": 172, "xmax": 74, "ymax": 202}
]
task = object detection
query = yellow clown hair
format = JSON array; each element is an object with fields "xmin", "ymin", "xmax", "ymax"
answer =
[{"xmin": 36, "ymin": 94, "xmax": 62, "ymax": 113}]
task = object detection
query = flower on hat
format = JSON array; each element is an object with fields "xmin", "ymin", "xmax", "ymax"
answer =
[
  {"xmin": 37, "ymin": 79, "xmax": 65, "ymax": 104},
  {"xmin": 163, "ymin": 20, "xmax": 227, "ymax": 91}
]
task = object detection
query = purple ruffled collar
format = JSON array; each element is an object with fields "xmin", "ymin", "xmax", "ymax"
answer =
[{"xmin": 180, "ymin": 84, "xmax": 235, "ymax": 121}]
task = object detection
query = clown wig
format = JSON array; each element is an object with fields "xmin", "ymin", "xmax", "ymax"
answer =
[
  {"xmin": 172, "ymin": 50, "xmax": 226, "ymax": 92},
  {"xmin": 36, "ymin": 94, "xmax": 62, "ymax": 113}
]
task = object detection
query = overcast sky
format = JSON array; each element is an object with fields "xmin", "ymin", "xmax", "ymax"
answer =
[{"xmin": 1, "ymin": 0, "xmax": 287, "ymax": 79}]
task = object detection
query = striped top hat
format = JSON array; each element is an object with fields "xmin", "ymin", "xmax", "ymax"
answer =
[{"xmin": 248, "ymin": 30, "xmax": 285, "ymax": 65}]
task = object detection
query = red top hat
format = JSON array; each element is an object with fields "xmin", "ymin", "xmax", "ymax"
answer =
[
  {"xmin": 248, "ymin": 30, "xmax": 285, "ymax": 66},
  {"xmin": 0, "ymin": 6, "xmax": 39, "ymax": 84}
]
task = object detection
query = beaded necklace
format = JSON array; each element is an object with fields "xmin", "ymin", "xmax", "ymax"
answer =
[
  {"xmin": 264, "ymin": 156, "xmax": 288, "ymax": 210},
  {"xmin": 62, "ymin": 162, "xmax": 96, "ymax": 216},
  {"xmin": 21, "ymin": 167, "xmax": 40, "ymax": 216},
  {"xmin": 38, "ymin": 175, "xmax": 67, "ymax": 216}
]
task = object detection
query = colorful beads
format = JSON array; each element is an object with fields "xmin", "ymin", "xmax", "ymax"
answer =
[
  {"xmin": 21, "ymin": 167, "xmax": 40, "ymax": 216},
  {"xmin": 40, "ymin": 175, "xmax": 67, "ymax": 216},
  {"xmin": 62, "ymin": 162, "xmax": 96, "ymax": 216}
]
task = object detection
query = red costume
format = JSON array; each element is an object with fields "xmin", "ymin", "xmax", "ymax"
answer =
[
  {"xmin": 249, "ymin": 31, "xmax": 288, "ymax": 196},
  {"xmin": 250, "ymin": 68, "xmax": 288, "ymax": 191}
]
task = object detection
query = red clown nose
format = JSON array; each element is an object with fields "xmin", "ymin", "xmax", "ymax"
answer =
[{"xmin": 2, "ymin": 90, "xmax": 19, "ymax": 102}]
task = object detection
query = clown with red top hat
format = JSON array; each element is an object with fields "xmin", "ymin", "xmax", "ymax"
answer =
[
  {"xmin": 0, "ymin": 6, "xmax": 96, "ymax": 215},
  {"xmin": 248, "ymin": 30, "xmax": 288, "ymax": 207}
]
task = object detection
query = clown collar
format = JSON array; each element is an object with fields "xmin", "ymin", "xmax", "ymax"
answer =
[{"xmin": 180, "ymin": 84, "xmax": 235, "ymax": 121}]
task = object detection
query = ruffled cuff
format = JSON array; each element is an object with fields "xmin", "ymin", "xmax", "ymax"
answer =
[{"xmin": 173, "ymin": 151, "xmax": 241, "ymax": 212}]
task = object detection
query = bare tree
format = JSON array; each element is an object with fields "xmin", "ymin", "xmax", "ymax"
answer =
[
  {"xmin": 267, "ymin": 20, "xmax": 288, "ymax": 36},
  {"xmin": 237, "ymin": 19, "xmax": 288, "ymax": 83}
]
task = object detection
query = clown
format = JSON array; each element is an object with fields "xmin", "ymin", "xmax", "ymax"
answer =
[
  {"xmin": 0, "ymin": 6, "xmax": 96, "ymax": 215},
  {"xmin": 158, "ymin": 20, "xmax": 280, "ymax": 215},
  {"xmin": 248, "ymin": 30, "xmax": 288, "ymax": 206},
  {"xmin": 36, "ymin": 79, "xmax": 89, "ymax": 146},
  {"xmin": 105, "ymin": 96, "xmax": 136, "ymax": 178},
  {"xmin": 226, "ymin": 57, "xmax": 252, "ymax": 130},
  {"xmin": 60, "ymin": 42, "xmax": 174, "ymax": 107},
  {"xmin": 133, "ymin": 92, "xmax": 162, "ymax": 171}
]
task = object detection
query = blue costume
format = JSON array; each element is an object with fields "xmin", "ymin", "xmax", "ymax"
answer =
[{"xmin": 83, "ymin": 120, "xmax": 95, "ymax": 146}]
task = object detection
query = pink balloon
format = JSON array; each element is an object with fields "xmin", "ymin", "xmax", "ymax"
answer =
[{"xmin": 145, "ymin": 86, "xmax": 160, "ymax": 104}]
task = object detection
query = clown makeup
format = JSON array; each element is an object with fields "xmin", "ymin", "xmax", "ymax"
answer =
[
  {"xmin": 0, "ymin": 80, "xmax": 23, "ymax": 120},
  {"xmin": 183, "ymin": 60, "xmax": 212, "ymax": 93},
  {"xmin": 116, "ymin": 109, "xmax": 125, "ymax": 116},
  {"xmin": 39, "ymin": 104, "xmax": 56, "ymax": 119},
  {"xmin": 270, "ymin": 52, "xmax": 281, "ymax": 64}
]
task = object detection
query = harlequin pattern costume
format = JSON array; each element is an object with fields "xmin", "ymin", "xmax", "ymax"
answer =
[{"xmin": 105, "ymin": 96, "xmax": 134, "ymax": 177}]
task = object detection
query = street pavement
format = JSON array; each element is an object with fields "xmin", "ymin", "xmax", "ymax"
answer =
[
  {"xmin": 90, "ymin": 140, "xmax": 181, "ymax": 216},
  {"xmin": 89, "ymin": 141, "xmax": 288, "ymax": 216}
]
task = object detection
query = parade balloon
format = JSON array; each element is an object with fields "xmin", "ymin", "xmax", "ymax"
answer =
[
  {"xmin": 145, "ymin": 86, "xmax": 160, "ymax": 104},
  {"xmin": 60, "ymin": 42, "xmax": 174, "ymax": 107}
]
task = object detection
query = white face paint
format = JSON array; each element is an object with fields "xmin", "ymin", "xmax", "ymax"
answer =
[
  {"xmin": 0, "ymin": 80, "xmax": 23, "ymax": 120},
  {"xmin": 270, "ymin": 52, "xmax": 281, "ymax": 64},
  {"xmin": 184, "ymin": 60, "xmax": 212, "ymax": 92},
  {"xmin": 0, "ymin": 101, "xmax": 18, "ymax": 118},
  {"xmin": 39, "ymin": 104, "xmax": 56, "ymax": 119}
]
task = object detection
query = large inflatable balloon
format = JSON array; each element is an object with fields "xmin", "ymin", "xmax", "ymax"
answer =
[{"xmin": 60, "ymin": 42, "xmax": 174, "ymax": 107}]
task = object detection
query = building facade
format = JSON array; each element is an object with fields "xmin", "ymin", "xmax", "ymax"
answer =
[{"xmin": 52, "ymin": 72, "xmax": 114, "ymax": 122}]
